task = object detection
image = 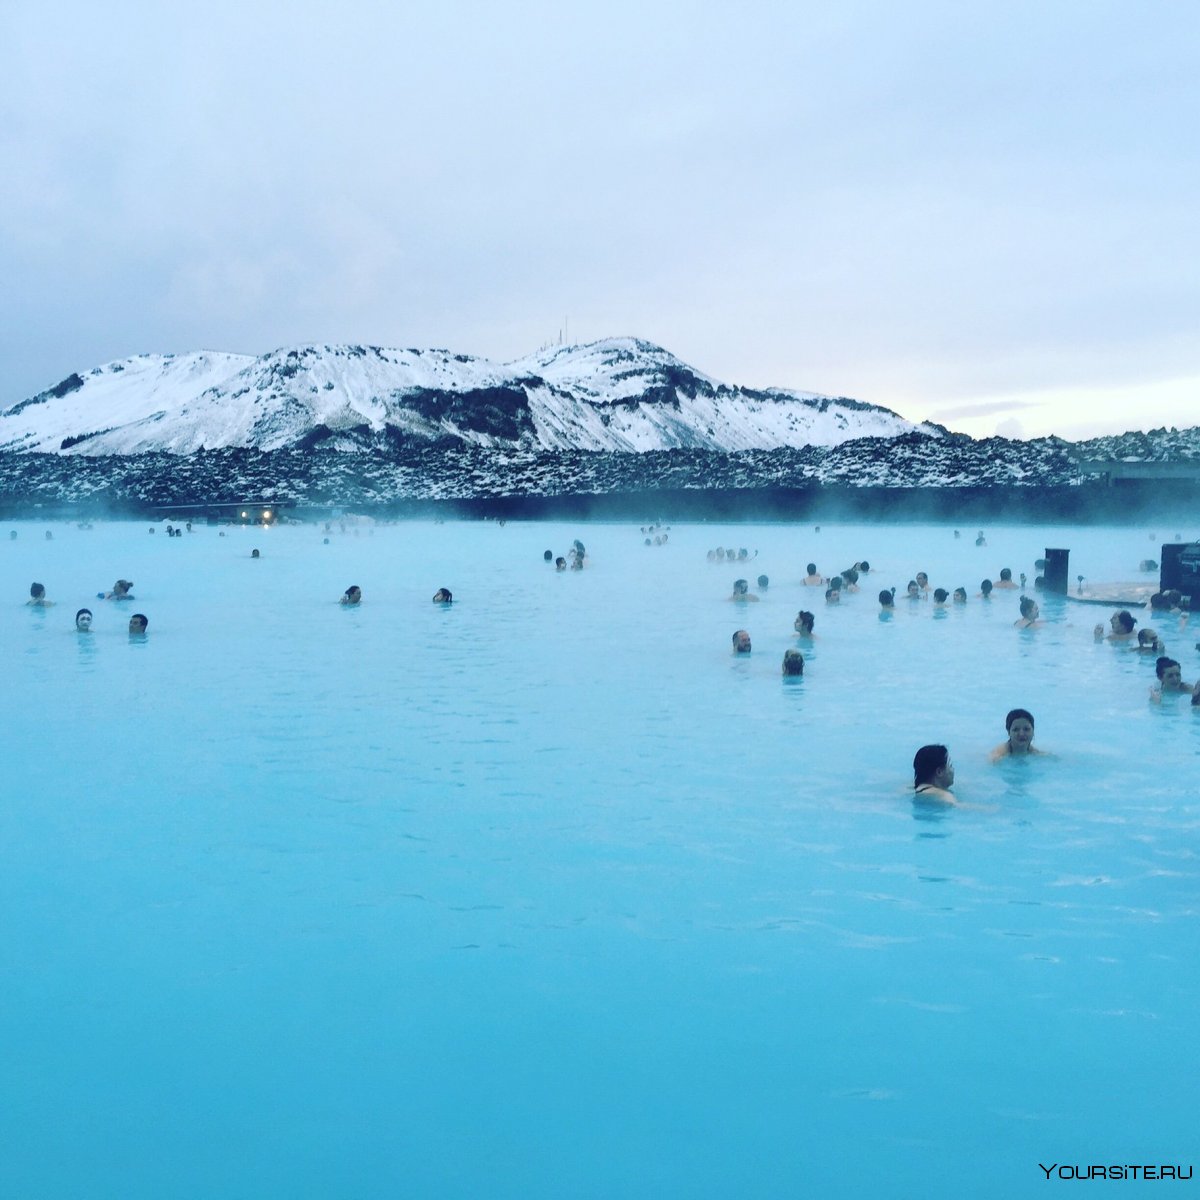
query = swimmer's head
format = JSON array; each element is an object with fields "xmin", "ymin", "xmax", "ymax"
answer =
[
  {"xmin": 732, "ymin": 629, "xmax": 752, "ymax": 654},
  {"xmin": 907, "ymin": 580, "xmax": 920, "ymax": 598},
  {"xmin": 999, "ymin": 568, "xmax": 1012, "ymax": 581},
  {"xmin": 757, "ymin": 575, "xmax": 769, "ymax": 589},
  {"xmin": 1019, "ymin": 596, "xmax": 1039, "ymax": 620},
  {"xmin": 1005, "ymin": 708, "xmax": 1034, "ymax": 732},
  {"xmin": 1149, "ymin": 591, "xmax": 1169, "ymax": 610},
  {"xmin": 733, "ymin": 579, "xmax": 749, "ymax": 595},
  {"xmin": 75, "ymin": 608, "xmax": 92, "ymax": 630},
  {"xmin": 913, "ymin": 744, "xmax": 952, "ymax": 789},
  {"xmin": 825, "ymin": 587, "xmax": 840, "ymax": 603},
  {"xmin": 1156, "ymin": 656, "xmax": 1181, "ymax": 684},
  {"xmin": 843, "ymin": 568, "xmax": 859, "ymax": 585},
  {"xmin": 433, "ymin": 588, "xmax": 452, "ymax": 603},
  {"xmin": 555, "ymin": 557, "xmax": 566, "ymax": 570},
  {"xmin": 781, "ymin": 649, "xmax": 804, "ymax": 676},
  {"xmin": 1113, "ymin": 610, "xmax": 1137, "ymax": 633},
  {"xmin": 953, "ymin": 587, "xmax": 967, "ymax": 602},
  {"xmin": 128, "ymin": 613, "xmax": 148, "ymax": 634},
  {"xmin": 878, "ymin": 589, "xmax": 894, "ymax": 608},
  {"xmin": 1139, "ymin": 628, "xmax": 1160, "ymax": 648},
  {"xmin": 916, "ymin": 572, "xmax": 928, "ymax": 587},
  {"xmin": 795, "ymin": 610, "xmax": 815, "ymax": 634},
  {"xmin": 933, "ymin": 588, "xmax": 949, "ymax": 603},
  {"xmin": 251, "ymin": 549, "xmax": 260, "ymax": 558},
  {"xmin": 30, "ymin": 582, "xmax": 45, "ymax": 599},
  {"xmin": 543, "ymin": 550, "xmax": 553, "ymax": 561},
  {"xmin": 829, "ymin": 576, "xmax": 844, "ymax": 592},
  {"xmin": 858, "ymin": 561, "xmax": 870, "ymax": 573},
  {"xmin": 806, "ymin": 562, "xmax": 817, "ymax": 576},
  {"xmin": 980, "ymin": 579, "xmax": 993, "ymax": 596},
  {"xmin": 343, "ymin": 586, "xmax": 361, "ymax": 604}
]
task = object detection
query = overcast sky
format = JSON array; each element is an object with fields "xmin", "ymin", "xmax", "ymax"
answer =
[{"xmin": 3, "ymin": 1, "xmax": 1197, "ymax": 440}]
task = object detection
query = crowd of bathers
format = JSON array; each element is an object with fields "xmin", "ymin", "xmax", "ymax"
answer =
[{"xmin": 722, "ymin": 544, "xmax": 1198, "ymax": 807}]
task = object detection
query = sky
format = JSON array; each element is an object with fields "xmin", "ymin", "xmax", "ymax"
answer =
[{"xmin": 2, "ymin": 0, "xmax": 1197, "ymax": 442}]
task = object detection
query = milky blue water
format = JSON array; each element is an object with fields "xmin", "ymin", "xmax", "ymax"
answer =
[{"xmin": 3, "ymin": 518, "xmax": 1197, "ymax": 1198}]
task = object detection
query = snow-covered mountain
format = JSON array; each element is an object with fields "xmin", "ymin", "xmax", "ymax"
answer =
[{"xmin": 0, "ymin": 337, "xmax": 941, "ymax": 455}]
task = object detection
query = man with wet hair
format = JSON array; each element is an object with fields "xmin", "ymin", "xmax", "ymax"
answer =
[
  {"xmin": 340, "ymin": 585, "xmax": 362, "ymax": 605},
  {"xmin": 27, "ymin": 583, "xmax": 53, "ymax": 606},
  {"xmin": 128, "ymin": 613, "xmax": 149, "ymax": 634},
  {"xmin": 994, "ymin": 568, "xmax": 1018, "ymax": 589},
  {"xmin": 803, "ymin": 563, "xmax": 823, "ymax": 585},
  {"xmin": 732, "ymin": 629, "xmax": 752, "ymax": 654}
]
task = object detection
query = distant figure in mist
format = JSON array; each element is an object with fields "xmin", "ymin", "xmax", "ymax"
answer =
[
  {"xmin": 555, "ymin": 557, "xmax": 566, "ymax": 571},
  {"xmin": 781, "ymin": 649, "xmax": 804, "ymax": 676},
  {"xmin": 543, "ymin": 550, "xmax": 553, "ymax": 562},
  {"xmin": 803, "ymin": 563, "xmax": 824, "ymax": 585},
  {"xmin": 27, "ymin": 583, "xmax": 54, "ymax": 607},
  {"xmin": 1015, "ymin": 597, "xmax": 1043, "ymax": 629},
  {"xmin": 432, "ymin": 588, "xmax": 453, "ymax": 603},
  {"xmin": 251, "ymin": 548, "xmax": 260, "ymax": 559},
  {"xmin": 757, "ymin": 574, "xmax": 769, "ymax": 591},
  {"xmin": 975, "ymin": 531, "xmax": 987, "ymax": 547},
  {"xmin": 994, "ymin": 568, "xmax": 1018, "ymax": 590},
  {"xmin": 732, "ymin": 629, "xmax": 752, "ymax": 655},
  {"xmin": 1094, "ymin": 611, "xmax": 1137, "ymax": 641},
  {"xmin": 990, "ymin": 709, "xmax": 1043, "ymax": 762},
  {"xmin": 105, "ymin": 579, "xmax": 134, "ymax": 600},
  {"xmin": 340, "ymin": 585, "xmax": 362, "ymax": 605},
  {"xmin": 730, "ymin": 579, "xmax": 759, "ymax": 602},
  {"xmin": 978, "ymin": 579, "xmax": 993, "ymax": 599},
  {"xmin": 1136, "ymin": 628, "xmax": 1163, "ymax": 653},
  {"xmin": 913, "ymin": 745, "xmax": 956, "ymax": 804}
]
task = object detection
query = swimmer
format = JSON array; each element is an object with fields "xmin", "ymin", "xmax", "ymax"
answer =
[
  {"xmin": 978, "ymin": 579, "xmax": 993, "ymax": 599},
  {"xmin": 105, "ymin": 579, "xmax": 134, "ymax": 600},
  {"xmin": 432, "ymin": 588, "xmax": 453, "ymax": 603},
  {"xmin": 793, "ymin": 610, "xmax": 815, "ymax": 637},
  {"xmin": 1136, "ymin": 628, "xmax": 1163, "ymax": 653},
  {"xmin": 824, "ymin": 587, "xmax": 840, "ymax": 604},
  {"xmin": 730, "ymin": 579, "xmax": 760, "ymax": 602},
  {"xmin": 841, "ymin": 568, "xmax": 860, "ymax": 592},
  {"xmin": 953, "ymin": 587, "xmax": 967, "ymax": 604},
  {"xmin": 975, "ymin": 530, "xmax": 987, "ymax": 547},
  {"xmin": 913, "ymin": 745, "xmax": 956, "ymax": 804},
  {"xmin": 857, "ymin": 560, "xmax": 871, "ymax": 575},
  {"xmin": 1151, "ymin": 656, "xmax": 1193, "ymax": 700},
  {"xmin": 340, "ymin": 585, "xmax": 362, "ymax": 605},
  {"xmin": 128, "ymin": 613, "xmax": 148, "ymax": 635},
  {"xmin": 915, "ymin": 572, "xmax": 930, "ymax": 593},
  {"xmin": 803, "ymin": 563, "xmax": 823, "ymax": 586},
  {"xmin": 251, "ymin": 549, "xmax": 260, "ymax": 559},
  {"xmin": 993, "ymin": 568, "xmax": 1018, "ymax": 590},
  {"xmin": 1015, "ymin": 597, "xmax": 1043, "ymax": 629},
  {"xmin": 781, "ymin": 649, "xmax": 804, "ymax": 676},
  {"xmin": 756, "ymin": 574, "xmax": 769, "ymax": 591},
  {"xmin": 555, "ymin": 557, "xmax": 567, "ymax": 571},
  {"xmin": 878, "ymin": 588, "xmax": 895, "ymax": 609},
  {"xmin": 1093, "ymin": 610, "xmax": 1137, "ymax": 641},
  {"xmin": 990, "ymin": 708, "xmax": 1044, "ymax": 761},
  {"xmin": 27, "ymin": 583, "xmax": 54, "ymax": 607},
  {"xmin": 732, "ymin": 629, "xmax": 752, "ymax": 655},
  {"xmin": 75, "ymin": 608, "xmax": 93, "ymax": 632},
  {"xmin": 933, "ymin": 588, "xmax": 949, "ymax": 605},
  {"xmin": 906, "ymin": 580, "xmax": 922, "ymax": 600},
  {"xmin": 544, "ymin": 550, "xmax": 553, "ymax": 562}
]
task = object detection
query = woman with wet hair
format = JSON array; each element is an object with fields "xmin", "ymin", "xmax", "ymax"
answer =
[
  {"xmin": 990, "ymin": 708, "xmax": 1043, "ymax": 761},
  {"xmin": 730, "ymin": 578, "xmax": 759, "ymax": 602},
  {"xmin": 781, "ymin": 649, "xmax": 804, "ymax": 677},
  {"xmin": 1015, "ymin": 597, "xmax": 1043, "ymax": 629},
  {"xmin": 913, "ymin": 745, "xmax": 956, "ymax": 803},
  {"xmin": 793, "ymin": 611, "xmax": 815, "ymax": 637},
  {"xmin": 803, "ymin": 563, "xmax": 823, "ymax": 585},
  {"xmin": 953, "ymin": 587, "xmax": 968, "ymax": 603},
  {"xmin": 878, "ymin": 588, "xmax": 895, "ymax": 609},
  {"xmin": 1151, "ymin": 656, "xmax": 1193, "ymax": 701},
  {"xmin": 979, "ymin": 579, "xmax": 993, "ymax": 599},
  {"xmin": 1094, "ymin": 610, "xmax": 1138, "ymax": 640},
  {"xmin": 933, "ymin": 588, "xmax": 949, "ymax": 605}
]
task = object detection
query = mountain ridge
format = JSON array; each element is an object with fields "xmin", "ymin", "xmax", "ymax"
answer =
[{"xmin": 0, "ymin": 337, "xmax": 944, "ymax": 456}]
